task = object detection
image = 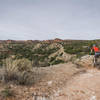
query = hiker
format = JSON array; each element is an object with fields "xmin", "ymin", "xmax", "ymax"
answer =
[{"xmin": 91, "ymin": 44, "xmax": 100, "ymax": 66}]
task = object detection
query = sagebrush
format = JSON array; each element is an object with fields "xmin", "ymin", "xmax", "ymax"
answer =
[{"xmin": 1, "ymin": 58, "xmax": 34, "ymax": 85}]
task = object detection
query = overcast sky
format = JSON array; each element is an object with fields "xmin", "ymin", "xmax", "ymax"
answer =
[{"xmin": 0, "ymin": 0, "xmax": 100, "ymax": 40}]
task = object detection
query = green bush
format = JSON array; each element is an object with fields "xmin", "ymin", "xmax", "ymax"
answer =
[
  {"xmin": 63, "ymin": 41, "xmax": 92, "ymax": 56},
  {"xmin": 60, "ymin": 53, "xmax": 63, "ymax": 56},
  {"xmin": 50, "ymin": 57, "xmax": 56, "ymax": 62},
  {"xmin": 52, "ymin": 59, "xmax": 64, "ymax": 65}
]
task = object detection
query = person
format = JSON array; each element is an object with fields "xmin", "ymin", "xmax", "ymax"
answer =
[
  {"xmin": 91, "ymin": 44, "xmax": 100, "ymax": 66},
  {"xmin": 91, "ymin": 44, "xmax": 100, "ymax": 57}
]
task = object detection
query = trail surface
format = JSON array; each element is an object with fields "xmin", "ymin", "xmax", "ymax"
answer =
[
  {"xmin": 1, "ymin": 61, "xmax": 100, "ymax": 100},
  {"xmin": 54, "ymin": 68, "xmax": 100, "ymax": 100}
]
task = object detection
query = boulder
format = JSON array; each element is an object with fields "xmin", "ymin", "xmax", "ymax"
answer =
[{"xmin": 75, "ymin": 55, "xmax": 94, "ymax": 67}]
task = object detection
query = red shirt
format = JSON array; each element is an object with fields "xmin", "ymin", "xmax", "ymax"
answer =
[{"xmin": 92, "ymin": 46, "xmax": 99, "ymax": 52}]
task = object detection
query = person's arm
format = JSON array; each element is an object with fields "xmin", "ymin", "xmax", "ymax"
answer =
[
  {"xmin": 90, "ymin": 47, "xmax": 94, "ymax": 55},
  {"xmin": 91, "ymin": 47, "xmax": 93, "ymax": 53}
]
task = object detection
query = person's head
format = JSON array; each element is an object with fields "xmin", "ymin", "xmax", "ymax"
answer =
[{"xmin": 93, "ymin": 44, "xmax": 96, "ymax": 47}]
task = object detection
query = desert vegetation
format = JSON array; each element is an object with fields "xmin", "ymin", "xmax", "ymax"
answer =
[
  {"xmin": 0, "ymin": 58, "xmax": 34, "ymax": 85},
  {"xmin": 0, "ymin": 87, "xmax": 15, "ymax": 99},
  {"xmin": 0, "ymin": 39, "xmax": 99, "ymax": 85},
  {"xmin": 0, "ymin": 39, "xmax": 99, "ymax": 67}
]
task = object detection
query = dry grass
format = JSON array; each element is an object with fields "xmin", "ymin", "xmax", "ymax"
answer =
[
  {"xmin": 0, "ymin": 87, "xmax": 15, "ymax": 99},
  {"xmin": 0, "ymin": 58, "xmax": 34, "ymax": 85},
  {"xmin": 0, "ymin": 62, "xmax": 85, "ymax": 100}
]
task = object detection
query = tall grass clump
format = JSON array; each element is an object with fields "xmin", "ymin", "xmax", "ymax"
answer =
[
  {"xmin": 1, "ymin": 58, "xmax": 34, "ymax": 85},
  {"xmin": 0, "ymin": 87, "xmax": 15, "ymax": 98}
]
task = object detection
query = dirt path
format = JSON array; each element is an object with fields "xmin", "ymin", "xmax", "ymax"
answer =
[
  {"xmin": 0, "ymin": 62, "xmax": 84, "ymax": 100},
  {"xmin": 1, "ymin": 61, "xmax": 100, "ymax": 100},
  {"xmin": 54, "ymin": 68, "xmax": 100, "ymax": 100}
]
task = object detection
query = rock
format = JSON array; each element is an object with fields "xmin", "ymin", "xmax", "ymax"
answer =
[
  {"xmin": 75, "ymin": 55, "xmax": 94, "ymax": 67},
  {"xmin": 90, "ymin": 95, "xmax": 96, "ymax": 100},
  {"xmin": 47, "ymin": 81, "xmax": 53, "ymax": 86}
]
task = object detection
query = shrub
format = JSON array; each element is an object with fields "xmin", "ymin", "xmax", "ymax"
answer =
[
  {"xmin": 0, "ymin": 87, "xmax": 14, "ymax": 98},
  {"xmin": 59, "ymin": 53, "xmax": 63, "ymax": 56},
  {"xmin": 50, "ymin": 57, "xmax": 56, "ymax": 62},
  {"xmin": 76, "ymin": 52, "xmax": 87, "ymax": 58},
  {"xmin": 52, "ymin": 59, "xmax": 64, "ymax": 65},
  {"xmin": 1, "ymin": 58, "xmax": 34, "ymax": 85}
]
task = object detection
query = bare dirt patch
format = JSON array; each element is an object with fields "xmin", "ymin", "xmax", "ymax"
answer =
[
  {"xmin": 0, "ymin": 62, "xmax": 84, "ymax": 100},
  {"xmin": 54, "ymin": 68, "xmax": 100, "ymax": 100}
]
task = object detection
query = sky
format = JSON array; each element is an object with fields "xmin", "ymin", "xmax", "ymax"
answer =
[{"xmin": 0, "ymin": 0, "xmax": 100, "ymax": 40}]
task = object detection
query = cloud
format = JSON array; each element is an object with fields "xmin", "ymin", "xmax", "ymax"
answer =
[{"xmin": 0, "ymin": 0, "xmax": 100, "ymax": 40}]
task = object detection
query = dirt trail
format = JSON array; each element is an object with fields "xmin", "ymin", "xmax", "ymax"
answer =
[
  {"xmin": 1, "ymin": 59, "xmax": 100, "ymax": 100},
  {"xmin": 0, "ymin": 62, "xmax": 84, "ymax": 100},
  {"xmin": 54, "ymin": 68, "xmax": 100, "ymax": 100}
]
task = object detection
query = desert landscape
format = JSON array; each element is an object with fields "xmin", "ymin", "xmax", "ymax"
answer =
[
  {"xmin": 1, "ymin": 0, "xmax": 100, "ymax": 99},
  {"xmin": 0, "ymin": 39, "xmax": 99, "ymax": 100}
]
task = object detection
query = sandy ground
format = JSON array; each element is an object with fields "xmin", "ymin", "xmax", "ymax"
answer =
[
  {"xmin": 1, "ymin": 61, "xmax": 100, "ymax": 100},
  {"xmin": 54, "ymin": 68, "xmax": 100, "ymax": 100},
  {"xmin": 0, "ymin": 62, "xmax": 84, "ymax": 100}
]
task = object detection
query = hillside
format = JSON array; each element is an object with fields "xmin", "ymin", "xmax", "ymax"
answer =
[{"xmin": 0, "ymin": 39, "xmax": 99, "ymax": 67}]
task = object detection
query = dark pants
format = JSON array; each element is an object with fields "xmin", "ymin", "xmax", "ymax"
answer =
[
  {"xmin": 94, "ymin": 52, "xmax": 100, "ymax": 67},
  {"xmin": 95, "ymin": 52, "xmax": 100, "ymax": 58}
]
